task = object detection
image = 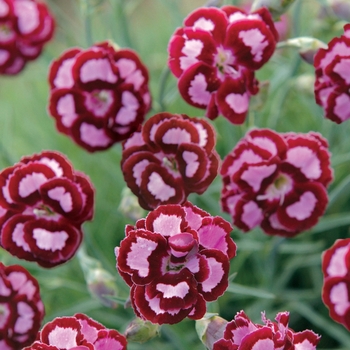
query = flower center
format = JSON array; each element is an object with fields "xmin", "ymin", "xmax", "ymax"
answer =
[
  {"xmin": 33, "ymin": 204, "xmax": 56, "ymax": 217},
  {"xmin": 214, "ymin": 47, "xmax": 237, "ymax": 79},
  {"xmin": 258, "ymin": 173, "xmax": 293, "ymax": 204},
  {"xmin": 84, "ymin": 89, "xmax": 114, "ymax": 117},
  {"xmin": 162, "ymin": 156, "xmax": 178, "ymax": 173}
]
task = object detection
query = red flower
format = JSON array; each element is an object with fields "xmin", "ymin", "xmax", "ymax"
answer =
[
  {"xmin": 168, "ymin": 5, "xmax": 277, "ymax": 124},
  {"xmin": 212, "ymin": 310, "xmax": 320, "ymax": 349},
  {"xmin": 48, "ymin": 41, "xmax": 151, "ymax": 152},
  {"xmin": 0, "ymin": 0, "xmax": 54, "ymax": 75},
  {"xmin": 121, "ymin": 112, "xmax": 219, "ymax": 210},
  {"xmin": 314, "ymin": 24, "xmax": 350, "ymax": 123},
  {"xmin": 220, "ymin": 129, "xmax": 333, "ymax": 237},
  {"xmin": 0, "ymin": 150, "xmax": 94, "ymax": 267},
  {"xmin": 115, "ymin": 202, "xmax": 236, "ymax": 325},
  {"xmin": 322, "ymin": 238, "xmax": 350, "ymax": 330},
  {"xmin": 0, "ymin": 262, "xmax": 44, "ymax": 349},
  {"xmin": 23, "ymin": 313, "xmax": 127, "ymax": 350}
]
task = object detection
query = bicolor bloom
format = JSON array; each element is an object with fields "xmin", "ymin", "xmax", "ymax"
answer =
[
  {"xmin": 212, "ymin": 310, "xmax": 320, "ymax": 349},
  {"xmin": 220, "ymin": 129, "xmax": 333, "ymax": 237},
  {"xmin": 0, "ymin": 262, "xmax": 44, "ymax": 350},
  {"xmin": 0, "ymin": 150, "xmax": 94, "ymax": 267},
  {"xmin": 48, "ymin": 40, "xmax": 151, "ymax": 152},
  {"xmin": 23, "ymin": 313, "xmax": 127, "ymax": 350},
  {"xmin": 121, "ymin": 112, "xmax": 219, "ymax": 210},
  {"xmin": 314, "ymin": 24, "xmax": 350, "ymax": 123},
  {"xmin": 322, "ymin": 238, "xmax": 350, "ymax": 330},
  {"xmin": 168, "ymin": 5, "xmax": 278, "ymax": 124},
  {"xmin": 115, "ymin": 202, "xmax": 236, "ymax": 325},
  {"xmin": 0, "ymin": 0, "xmax": 54, "ymax": 75}
]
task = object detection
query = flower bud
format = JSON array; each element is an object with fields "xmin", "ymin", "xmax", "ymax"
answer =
[
  {"xmin": 196, "ymin": 313, "xmax": 228, "ymax": 350},
  {"xmin": 124, "ymin": 318, "xmax": 160, "ymax": 343}
]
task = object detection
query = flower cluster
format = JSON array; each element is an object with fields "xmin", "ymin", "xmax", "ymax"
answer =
[
  {"xmin": 314, "ymin": 23, "xmax": 350, "ymax": 123},
  {"xmin": 0, "ymin": 0, "xmax": 54, "ymax": 75},
  {"xmin": 212, "ymin": 310, "xmax": 320, "ymax": 349},
  {"xmin": 168, "ymin": 5, "xmax": 278, "ymax": 124},
  {"xmin": 220, "ymin": 128, "xmax": 333, "ymax": 237},
  {"xmin": 24, "ymin": 313, "xmax": 127, "ymax": 350},
  {"xmin": 0, "ymin": 150, "xmax": 94, "ymax": 267},
  {"xmin": 322, "ymin": 238, "xmax": 350, "ymax": 330},
  {"xmin": 115, "ymin": 202, "xmax": 236, "ymax": 324},
  {"xmin": 48, "ymin": 40, "xmax": 151, "ymax": 152},
  {"xmin": 121, "ymin": 112, "xmax": 219, "ymax": 210},
  {"xmin": 0, "ymin": 262, "xmax": 44, "ymax": 349}
]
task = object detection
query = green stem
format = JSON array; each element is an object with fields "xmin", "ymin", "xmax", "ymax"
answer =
[
  {"xmin": 81, "ymin": 0, "xmax": 93, "ymax": 46},
  {"xmin": 157, "ymin": 66, "xmax": 171, "ymax": 112}
]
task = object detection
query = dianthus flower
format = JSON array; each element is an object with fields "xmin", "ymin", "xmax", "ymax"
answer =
[
  {"xmin": 322, "ymin": 238, "xmax": 350, "ymax": 330},
  {"xmin": 23, "ymin": 313, "xmax": 127, "ymax": 350},
  {"xmin": 0, "ymin": 150, "xmax": 94, "ymax": 267},
  {"xmin": 0, "ymin": 262, "xmax": 44, "ymax": 350},
  {"xmin": 48, "ymin": 41, "xmax": 151, "ymax": 152},
  {"xmin": 121, "ymin": 112, "xmax": 219, "ymax": 210},
  {"xmin": 0, "ymin": 0, "xmax": 54, "ymax": 75},
  {"xmin": 115, "ymin": 202, "xmax": 236, "ymax": 325},
  {"xmin": 168, "ymin": 5, "xmax": 278, "ymax": 124},
  {"xmin": 314, "ymin": 24, "xmax": 350, "ymax": 123},
  {"xmin": 212, "ymin": 310, "xmax": 320, "ymax": 349},
  {"xmin": 220, "ymin": 128, "xmax": 333, "ymax": 237}
]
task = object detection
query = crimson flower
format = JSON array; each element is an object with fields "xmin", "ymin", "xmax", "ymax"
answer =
[
  {"xmin": 322, "ymin": 238, "xmax": 350, "ymax": 330},
  {"xmin": 23, "ymin": 313, "xmax": 127, "ymax": 350},
  {"xmin": 314, "ymin": 24, "xmax": 350, "ymax": 123},
  {"xmin": 0, "ymin": 262, "xmax": 44, "ymax": 350},
  {"xmin": 168, "ymin": 5, "xmax": 278, "ymax": 124},
  {"xmin": 213, "ymin": 310, "xmax": 320, "ymax": 349},
  {"xmin": 48, "ymin": 41, "xmax": 151, "ymax": 152},
  {"xmin": 121, "ymin": 112, "xmax": 219, "ymax": 210},
  {"xmin": 220, "ymin": 129, "xmax": 333, "ymax": 237},
  {"xmin": 0, "ymin": 150, "xmax": 94, "ymax": 267},
  {"xmin": 0, "ymin": 0, "xmax": 54, "ymax": 75},
  {"xmin": 115, "ymin": 202, "xmax": 236, "ymax": 325}
]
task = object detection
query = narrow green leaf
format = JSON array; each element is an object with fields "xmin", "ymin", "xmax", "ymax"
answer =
[
  {"xmin": 309, "ymin": 214, "xmax": 350, "ymax": 234},
  {"xmin": 226, "ymin": 283, "xmax": 275, "ymax": 299}
]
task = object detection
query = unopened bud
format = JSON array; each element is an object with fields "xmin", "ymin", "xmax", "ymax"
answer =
[
  {"xmin": 277, "ymin": 37, "xmax": 327, "ymax": 64},
  {"xmin": 125, "ymin": 318, "xmax": 160, "ymax": 343},
  {"xmin": 196, "ymin": 313, "xmax": 228, "ymax": 350},
  {"xmin": 251, "ymin": 0, "xmax": 296, "ymax": 19},
  {"xmin": 118, "ymin": 187, "xmax": 146, "ymax": 221},
  {"xmin": 328, "ymin": 0, "xmax": 350, "ymax": 21},
  {"xmin": 78, "ymin": 248, "xmax": 118, "ymax": 308}
]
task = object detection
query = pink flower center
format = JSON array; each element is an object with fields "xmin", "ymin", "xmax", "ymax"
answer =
[{"xmin": 84, "ymin": 89, "xmax": 114, "ymax": 117}]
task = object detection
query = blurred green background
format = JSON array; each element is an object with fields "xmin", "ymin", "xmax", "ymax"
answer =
[{"xmin": 1, "ymin": 0, "xmax": 350, "ymax": 349}]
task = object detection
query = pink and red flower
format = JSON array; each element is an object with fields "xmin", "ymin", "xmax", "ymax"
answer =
[
  {"xmin": 23, "ymin": 313, "xmax": 127, "ymax": 350},
  {"xmin": 115, "ymin": 202, "xmax": 236, "ymax": 325},
  {"xmin": 212, "ymin": 310, "xmax": 320, "ymax": 349},
  {"xmin": 322, "ymin": 238, "xmax": 350, "ymax": 330},
  {"xmin": 0, "ymin": 150, "xmax": 94, "ymax": 267},
  {"xmin": 0, "ymin": 0, "xmax": 54, "ymax": 75},
  {"xmin": 48, "ymin": 41, "xmax": 151, "ymax": 152},
  {"xmin": 168, "ymin": 5, "xmax": 278, "ymax": 124},
  {"xmin": 121, "ymin": 112, "xmax": 219, "ymax": 210},
  {"xmin": 314, "ymin": 24, "xmax": 350, "ymax": 123},
  {"xmin": 220, "ymin": 128, "xmax": 333, "ymax": 237},
  {"xmin": 0, "ymin": 262, "xmax": 44, "ymax": 349}
]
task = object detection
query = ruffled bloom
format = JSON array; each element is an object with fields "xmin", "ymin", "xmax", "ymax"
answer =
[
  {"xmin": 121, "ymin": 112, "xmax": 219, "ymax": 210},
  {"xmin": 0, "ymin": 262, "xmax": 44, "ymax": 350},
  {"xmin": 220, "ymin": 128, "xmax": 333, "ymax": 237},
  {"xmin": 0, "ymin": 0, "xmax": 54, "ymax": 75},
  {"xmin": 48, "ymin": 40, "xmax": 151, "ymax": 152},
  {"xmin": 168, "ymin": 5, "xmax": 278, "ymax": 124},
  {"xmin": 115, "ymin": 202, "xmax": 236, "ymax": 325},
  {"xmin": 0, "ymin": 150, "xmax": 94, "ymax": 267},
  {"xmin": 212, "ymin": 310, "xmax": 320, "ymax": 349},
  {"xmin": 322, "ymin": 238, "xmax": 350, "ymax": 330},
  {"xmin": 23, "ymin": 313, "xmax": 127, "ymax": 350},
  {"xmin": 314, "ymin": 24, "xmax": 350, "ymax": 123}
]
